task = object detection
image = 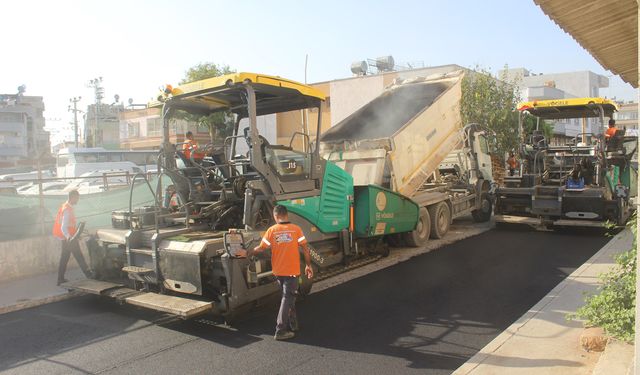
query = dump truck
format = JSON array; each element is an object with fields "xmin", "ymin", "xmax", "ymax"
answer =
[
  {"xmin": 61, "ymin": 71, "xmax": 493, "ymax": 321},
  {"xmin": 495, "ymin": 98, "xmax": 637, "ymax": 229},
  {"xmin": 319, "ymin": 71, "xmax": 495, "ymax": 245}
]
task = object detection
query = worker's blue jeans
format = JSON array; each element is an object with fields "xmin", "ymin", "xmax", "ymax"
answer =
[{"xmin": 276, "ymin": 276, "xmax": 298, "ymax": 333}]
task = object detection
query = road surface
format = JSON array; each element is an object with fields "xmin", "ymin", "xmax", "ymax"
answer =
[{"xmin": 0, "ymin": 228, "xmax": 611, "ymax": 374}]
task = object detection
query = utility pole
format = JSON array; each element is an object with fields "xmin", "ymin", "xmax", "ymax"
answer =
[
  {"xmin": 68, "ymin": 96, "xmax": 82, "ymax": 148},
  {"xmin": 87, "ymin": 77, "xmax": 104, "ymax": 147}
]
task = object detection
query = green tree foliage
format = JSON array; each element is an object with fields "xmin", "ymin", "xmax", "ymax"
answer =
[
  {"xmin": 180, "ymin": 62, "xmax": 235, "ymax": 85},
  {"xmin": 522, "ymin": 115, "xmax": 554, "ymax": 143},
  {"xmin": 179, "ymin": 62, "xmax": 236, "ymax": 142},
  {"xmin": 460, "ymin": 68, "xmax": 553, "ymax": 155},
  {"xmin": 570, "ymin": 214, "xmax": 637, "ymax": 342}
]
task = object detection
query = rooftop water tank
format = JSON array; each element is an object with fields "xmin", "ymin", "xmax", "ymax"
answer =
[
  {"xmin": 375, "ymin": 56, "xmax": 395, "ymax": 72},
  {"xmin": 351, "ymin": 60, "xmax": 368, "ymax": 76}
]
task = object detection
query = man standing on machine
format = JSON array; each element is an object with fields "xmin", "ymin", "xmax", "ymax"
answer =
[
  {"xmin": 240, "ymin": 205, "xmax": 314, "ymax": 340},
  {"xmin": 605, "ymin": 119, "xmax": 618, "ymax": 140}
]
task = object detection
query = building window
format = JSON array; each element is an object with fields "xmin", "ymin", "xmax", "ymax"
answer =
[
  {"xmin": 615, "ymin": 112, "xmax": 638, "ymax": 121},
  {"xmin": 147, "ymin": 117, "xmax": 163, "ymax": 137},
  {"xmin": 0, "ymin": 113, "xmax": 23, "ymax": 122},
  {"xmin": 128, "ymin": 122, "xmax": 140, "ymax": 138}
]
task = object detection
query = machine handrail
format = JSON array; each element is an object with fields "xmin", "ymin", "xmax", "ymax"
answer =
[
  {"xmin": 128, "ymin": 172, "xmax": 161, "ymax": 230},
  {"xmin": 154, "ymin": 169, "xmax": 190, "ymax": 230}
]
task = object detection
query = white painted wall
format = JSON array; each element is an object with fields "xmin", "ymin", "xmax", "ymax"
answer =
[{"xmin": 329, "ymin": 75, "xmax": 384, "ymax": 126}]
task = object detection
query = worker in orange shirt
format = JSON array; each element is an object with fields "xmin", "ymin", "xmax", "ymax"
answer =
[
  {"xmin": 507, "ymin": 152, "xmax": 519, "ymax": 176},
  {"xmin": 605, "ymin": 119, "xmax": 617, "ymax": 140},
  {"xmin": 52, "ymin": 190, "xmax": 93, "ymax": 285},
  {"xmin": 182, "ymin": 131, "xmax": 205, "ymax": 161},
  {"xmin": 239, "ymin": 205, "xmax": 313, "ymax": 341}
]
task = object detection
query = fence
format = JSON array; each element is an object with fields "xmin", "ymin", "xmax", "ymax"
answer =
[{"xmin": 0, "ymin": 173, "xmax": 171, "ymax": 241}]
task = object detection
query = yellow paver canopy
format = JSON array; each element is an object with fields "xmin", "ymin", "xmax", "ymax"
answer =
[{"xmin": 517, "ymin": 97, "xmax": 618, "ymax": 119}]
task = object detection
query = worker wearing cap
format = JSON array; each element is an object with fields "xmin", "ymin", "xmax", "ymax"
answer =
[
  {"xmin": 52, "ymin": 189, "xmax": 93, "ymax": 285},
  {"xmin": 605, "ymin": 119, "xmax": 617, "ymax": 140},
  {"xmin": 239, "ymin": 205, "xmax": 313, "ymax": 341}
]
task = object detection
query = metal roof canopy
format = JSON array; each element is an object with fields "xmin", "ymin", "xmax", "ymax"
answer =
[
  {"xmin": 153, "ymin": 72, "xmax": 325, "ymax": 116},
  {"xmin": 518, "ymin": 97, "xmax": 618, "ymax": 119},
  {"xmin": 534, "ymin": 0, "xmax": 638, "ymax": 88}
]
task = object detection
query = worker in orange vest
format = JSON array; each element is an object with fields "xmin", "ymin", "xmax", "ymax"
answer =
[
  {"xmin": 182, "ymin": 131, "xmax": 205, "ymax": 161},
  {"xmin": 53, "ymin": 189, "xmax": 93, "ymax": 285},
  {"xmin": 507, "ymin": 152, "xmax": 519, "ymax": 176},
  {"xmin": 238, "ymin": 205, "xmax": 313, "ymax": 341},
  {"xmin": 605, "ymin": 119, "xmax": 617, "ymax": 140}
]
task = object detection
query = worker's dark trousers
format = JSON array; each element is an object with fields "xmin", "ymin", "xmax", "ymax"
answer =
[
  {"xmin": 275, "ymin": 276, "xmax": 298, "ymax": 333},
  {"xmin": 57, "ymin": 239, "xmax": 91, "ymax": 283}
]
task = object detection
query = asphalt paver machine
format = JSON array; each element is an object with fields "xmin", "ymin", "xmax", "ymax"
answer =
[
  {"xmin": 62, "ymin": 73, "xmax": 420, "ymax": 320},
  {"xmin": 495, "ymin": 98, "xmax": 636, "ymax": 229}
]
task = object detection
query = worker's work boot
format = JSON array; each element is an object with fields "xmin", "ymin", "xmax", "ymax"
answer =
[{"xmin": 274, "ymin": 330, "xmax": 295, "ymax": 341}]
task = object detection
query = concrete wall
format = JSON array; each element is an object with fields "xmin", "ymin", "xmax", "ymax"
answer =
[
  {"xmin": 0, "ymin": 236, "xmax": 87, "ymax": 283},
  {"xmin": 329, "ymin": 74, "xmax": 385, "ymax": 126},
  {"xmin": 522, "ymin": 71, "xmax": 606, "ymax": 98},
  {"xmin": 274, "ymin": 64, "xmax": 465, "ymax": 139}
]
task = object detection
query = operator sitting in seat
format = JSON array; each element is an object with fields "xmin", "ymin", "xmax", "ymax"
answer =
[{"xmin": 183, "ymin": 131, "xmax": 206, "ymax": 161}]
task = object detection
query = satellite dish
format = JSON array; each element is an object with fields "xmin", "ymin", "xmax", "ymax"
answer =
[
  {"xmin": 114, "ymin": 94, "xmax": 120, "ymax": 102},
  {"xmin": 128, "ymin": 98, "xmax": 133, "ymax": 105}
]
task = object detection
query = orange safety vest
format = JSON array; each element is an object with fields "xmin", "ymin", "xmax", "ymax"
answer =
[
  {"xmin": 169, "ymin": 193, "xmax": 179, "ymax": 208},
  {"xmin": 52, "ymin": 202, "xmax": 76, "ymax": 240},
  {"xmin": 605, "ymin": 127, "xmax": 617, "ymax": 139},
  {"xmin": 182, "ymin": 139, "xmax": 204, "ymax": 160}
]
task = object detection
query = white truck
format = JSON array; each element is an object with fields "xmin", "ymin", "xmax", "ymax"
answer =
[{"xmin": 320, "ymin": 71, "xmax": 495, "ymax": 246}]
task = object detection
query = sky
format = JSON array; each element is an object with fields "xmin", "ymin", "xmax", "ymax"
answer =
[{"xmin": 2, "ymin": 0, "xmax": 637, "ymax": 145}]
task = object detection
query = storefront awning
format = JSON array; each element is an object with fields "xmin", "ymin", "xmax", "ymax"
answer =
[{"xmin": 534, "ymin": 0, "xmax": 638, "ymax": 88}]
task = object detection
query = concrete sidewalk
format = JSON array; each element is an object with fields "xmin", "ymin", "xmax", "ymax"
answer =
[
  {"xmin": 453, "ymin": 228, "xmax": 634, "ymax": 375},
  {"xmin": 0, "ymin": 268, "xmax": 84, "ymax": 315}
]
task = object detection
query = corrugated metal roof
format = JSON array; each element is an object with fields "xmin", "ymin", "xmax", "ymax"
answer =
[{"xmin": 534, "ymin": 0, "xmax": 638, "ymax": 88}]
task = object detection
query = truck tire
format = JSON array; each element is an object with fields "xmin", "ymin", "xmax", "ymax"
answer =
[
  {"xmin": 403, "ymin": 207, "xmax": 431, "ymax": 247},
  {"xmin": 429, "ymin": 202, "xmax": 451, "ymax": 239},
  {"xmin": 471, "ymin": 193, "xmax": 493, "ymax": 222}
]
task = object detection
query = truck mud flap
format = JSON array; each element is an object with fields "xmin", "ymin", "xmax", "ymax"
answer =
[{"xmin": 125, "ymin": 293, "xmax": 213, "ymax": 319}]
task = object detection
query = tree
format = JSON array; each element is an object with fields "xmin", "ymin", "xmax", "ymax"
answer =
[
  {"xmin": 460, "ymin": 67, "xmax": 554, "ymax": 156},
  {"xmin": 179, "ymin": 62, "xmax": 236, "ymax": 143},
  {"xmin": 180, "ymin": 62, "xmax": 235, "ymax": 85},
  {"xmin": 460, "ymin": 68, "xmax": 520, "ymax": 155},
  {"xmin": 522, "ymin": 115, "xmax": 554, "ymax": 143}
]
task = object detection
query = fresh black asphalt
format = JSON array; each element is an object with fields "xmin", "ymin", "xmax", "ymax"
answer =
[{"xmin": 0, "ymin": 228, "xmax": 611, "ymax": 374}]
